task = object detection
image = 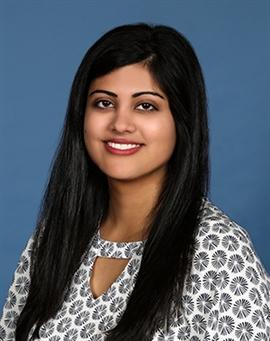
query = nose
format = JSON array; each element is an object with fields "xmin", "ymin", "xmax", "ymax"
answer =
[{"xmin": 109, "ymin": 106, "xmax": 136, "ymax": 133}]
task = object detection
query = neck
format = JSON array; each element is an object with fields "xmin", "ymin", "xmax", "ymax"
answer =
[{"xmin": 101, "ymin": 171, "xmax": 165, "ymax": 242}]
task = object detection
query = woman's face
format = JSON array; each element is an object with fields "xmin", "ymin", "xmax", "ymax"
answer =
[{"xmin": 84, "ymin": 62, "xmax": 176, "ymax": 182}]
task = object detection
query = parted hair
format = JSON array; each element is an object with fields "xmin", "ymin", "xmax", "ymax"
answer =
[{"xmin": 16, "ymin": 22, "xmax": 209, "ymax": 340}]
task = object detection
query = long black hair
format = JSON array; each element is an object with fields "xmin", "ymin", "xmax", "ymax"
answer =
[{"xmin": 16, "ymin": 22, "xmax": 209, "ymax": 340}]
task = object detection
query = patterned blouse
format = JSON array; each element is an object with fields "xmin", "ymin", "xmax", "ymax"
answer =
[{"xmin": 0, "ymin": 198, "xmax": 269, "ymax": 340}]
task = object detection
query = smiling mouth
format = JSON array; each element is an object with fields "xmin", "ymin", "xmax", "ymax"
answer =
[
  {"xmin": 103, "ymin": 141, "xmax": 143, "ymax": 155},
  {"xmin": 105, "ymin": 141, "xmax": 142, "ymax": 150}
]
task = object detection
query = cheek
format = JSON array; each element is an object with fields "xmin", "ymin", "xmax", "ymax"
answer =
[
  {"xmin": 148, "ymin": 117, "xmax": 176, "ymax": 151},
  {"xmin": 83, "ymin": 115, "xmax": 101, "ymax": 155},
  {"xmin": 83, "ymin": 118, "xmax": 91, "ymax": 146},
  {"xmin": 84, "ymin": 114, "xmax": 103, "ymax": 140},
  {"xmin": 84, "ymin": 114, "xmax": 94, "ymax": 133}
]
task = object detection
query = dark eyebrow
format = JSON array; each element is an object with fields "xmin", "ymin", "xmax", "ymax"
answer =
[
  {"xmin": 88, "ymin": 89, "xmax": 165, "ymax": 100},
  {"xmin": 88, "ymin": 90, "xmax": 117, "ymax": 97},
  {"xmin": 133, "ymin": 91, "xmax": 165, "ymax": 100}
]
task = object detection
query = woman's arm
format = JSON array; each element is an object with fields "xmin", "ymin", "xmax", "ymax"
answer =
[
  {"xmin": 212, "ymin": 222, "xmax": 270, "ymax": 340},
  {"xmin": 152, "ymin": 215, "xmax": 270, "ymax": 340},
  {"xmin": 0, "ymin": 236, "xmax": 33, "ymax": 340}
]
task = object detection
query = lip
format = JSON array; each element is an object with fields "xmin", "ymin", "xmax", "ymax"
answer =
[
  {"xmin": 103, "ymin": 138, "xmax": 144, "ymax": 145},
  {"xmin": 104, "ymin": 141, "xmax": 143, "ymax": 155}
]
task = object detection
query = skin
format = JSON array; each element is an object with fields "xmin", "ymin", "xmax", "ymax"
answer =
[{"xmin": 84, "ymin": 62, "xmax": 176, "ymax": 242}]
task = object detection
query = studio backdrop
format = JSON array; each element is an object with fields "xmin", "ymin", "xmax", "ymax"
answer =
[{"xmin": 0, "ymin": 0, "xmax": 269, "ymax": 309}]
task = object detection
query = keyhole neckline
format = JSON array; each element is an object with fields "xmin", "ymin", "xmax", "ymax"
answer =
[
  {"xmin": 97, "ymin": 227, "xmax": 147, "ymax": 245},
  {"xmin": 90, "ymin": 226, "xmax": 147, "ymax": 259}
]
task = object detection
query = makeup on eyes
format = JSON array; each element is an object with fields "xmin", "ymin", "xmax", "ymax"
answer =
[
  {"xmin": 88, "ymin": 91, "xmax": 160, "ymax": 112},
  {"xmin": 92, "ymin": 99, "xmax": 158, "ymax": 112}
]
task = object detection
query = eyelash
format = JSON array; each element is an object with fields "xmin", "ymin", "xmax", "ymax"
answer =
[{"xmin": 93, "ymin": 99, "xmax": 158, "ymax": 112}]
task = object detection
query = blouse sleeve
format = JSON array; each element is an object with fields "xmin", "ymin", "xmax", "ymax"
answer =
[
  {"xmin": 0, "ymin": 236, "xmax": 34, "ymax": 340},
  {"xmin": 152, "ymin": 218, "xmax": 270, "ymax": 341},
  {"xmin": 211, "ymin": 222, "xmax": 270, "ymax": 340}
]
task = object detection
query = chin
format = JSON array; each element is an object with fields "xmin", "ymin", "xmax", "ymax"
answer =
[
  {"xmin": 98, "ymin": 164, "xmax": 142, "ymax": 179},
  {"xmin": 107, "ymin": 173, "xmax": 142, "ymax": 182}
]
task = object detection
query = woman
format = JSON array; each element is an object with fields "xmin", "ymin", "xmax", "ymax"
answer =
[{"xmin": 0, "ymin": 23, "xmax": 269, "ymax": 341}]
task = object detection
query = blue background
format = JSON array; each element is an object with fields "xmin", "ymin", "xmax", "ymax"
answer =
[{"xmin": 1, "ymin": 0, "xmax": 269, "ymax": 309}]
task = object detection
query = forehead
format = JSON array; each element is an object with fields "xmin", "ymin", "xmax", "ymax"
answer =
[{"xmin": 89, "ymin": 63, "xmax": 164, "ymax": 95}]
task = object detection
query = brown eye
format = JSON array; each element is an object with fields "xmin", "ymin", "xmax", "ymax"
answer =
[
  {"xmin": 137, "ymin": 103, "xmax": 157, "ymax": 111},
  {"xmin": 94, "ymin": 100, "xmax": 113, "ymax": 108}
]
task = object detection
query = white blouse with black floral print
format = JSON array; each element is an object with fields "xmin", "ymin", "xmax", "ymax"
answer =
[{"xmin": 1, "ymin": 198, "xmax": 269, "ymax": 340}]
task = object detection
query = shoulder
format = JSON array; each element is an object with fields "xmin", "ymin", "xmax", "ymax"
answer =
[
  {"xmin": 160, "ymin": 199, "xmax": 269, "ymax": 340},
  {"xmin": 179, "ymin": 198, "xmax": 270, "ymax": 340},
  {"xmin": 185, "ymin": 197, "xmax": 270, "ymax": 294},
  {"xmin": 188, "ymin": 196, "xmax": 270, "ymax": 300},
  {"xmin": 0, "ymin": 235, "xmax": 34, "ymax": 336},
  {"xmin": 20, "ymin": 234, "xmax": 35, "ymax": 263},
  {"xmin": 195, "ymin": 197, "xmax": 267, "ymax": 266}
]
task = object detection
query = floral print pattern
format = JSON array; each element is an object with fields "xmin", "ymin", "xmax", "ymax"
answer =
[{"xmin": 0, "ymin": 198, "xmax": 269, "ymax": 340}]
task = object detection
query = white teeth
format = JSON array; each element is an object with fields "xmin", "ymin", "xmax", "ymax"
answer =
[{"xmin": 107, "ymin": 141, "xmax": 141, "ymax": 150}]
